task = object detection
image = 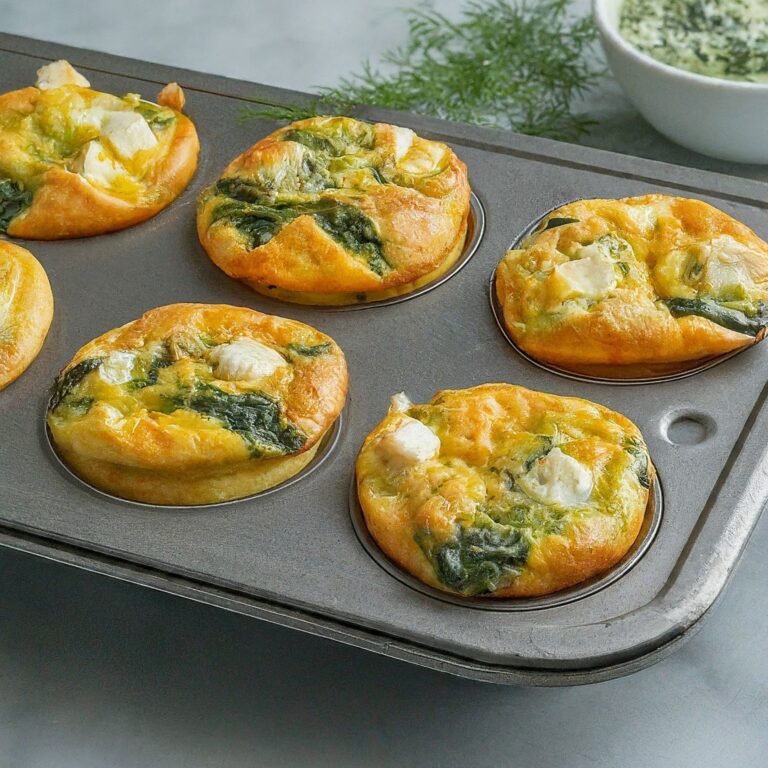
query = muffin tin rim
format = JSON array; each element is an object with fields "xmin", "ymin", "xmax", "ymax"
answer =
[
  {"xmin": 42, "ymin": 404, "xmax": 348, "ymax": 510},
  {"xmin": 348, "ymin": 468, "xmax": 664, "ymax": 612},
  {"xmin": 254, "ymin": 191, "xmax": 486, "ymax": 312}
]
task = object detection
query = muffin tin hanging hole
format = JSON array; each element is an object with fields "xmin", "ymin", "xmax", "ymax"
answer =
[{"xmin": 661, "ymin": 411, "xmax": 716, "ymax": 446}]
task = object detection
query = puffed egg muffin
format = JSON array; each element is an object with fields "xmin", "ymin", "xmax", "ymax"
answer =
[
  {"xmin": 495, "ymin": 195, "xmax": 768, "ymax": 375},
  {"xmin": 356, "ymin": 384, "xmax": 653, "ymax": 598},
  {"xmin": 0, "ymin": 241, "xmax": 53, "ymax": 389},
  {"xmin": 0, "ymin": 60, "xmax": 199, "ymax": 239},
  {"xmin": 197, "ymin": 115, "xmax": 471, "ymax": 305},
  {"xmin": 47, "ymin": 304, "xmax": 347, "ymax": 505}
]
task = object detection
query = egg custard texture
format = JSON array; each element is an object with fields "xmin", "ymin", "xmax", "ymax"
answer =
[
  {"xmin": 0, "ymin": 60, "xmax": 199, "ymax": 239},
  {"xmin": 47, "ymin": 304, "xmax": 347, "ymax": 505},
  {"xmin": 197, "ymin": 116, "xmax": 471, "ymax": 305},
  {"xmin": 0, "ymin": 241, "xmax": 53, "ymax": 389},
  {"xmin": 495, "ymin": 195, "xmax": 768, "ymax": 374},
  {"xmin": 356, "ymin": 384, "xmax": 653, "ymax": 598}
]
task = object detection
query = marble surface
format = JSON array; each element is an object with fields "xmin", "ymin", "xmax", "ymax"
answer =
[{"xmin": 1, "ymin": 2, "xmax": 768, "ymax": 766}]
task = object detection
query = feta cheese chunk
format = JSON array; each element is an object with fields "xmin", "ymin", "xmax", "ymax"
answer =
[
  {"xmin": 209, "ymin": 338, "xmax": 288, "ymax": 382},
  {"xmin": 391, "ymin": 126, "xmax": 415, "ymax": 161},
  {"xmin": 625, "ymin": 204, "xmax": 656, "ymax": 232},
  {"xmin": 101, "ymin": 111, "xmax": 157, "ymax": 160},
  {"xmin": 98, "ymin": 352, "xmax": 137, "ymax": 385},
  {"xmin": 36, "ymin": 60, "xmax": 91, "ymax": 90},
  {"xmin": 552, "ymin": 243, "xmax": 619, "ymax": 301},
  {"xmin": 397, "ymin": 140, "xmax": 446, "ymax": 175},
  {"xmin": 517, "ymin": 447, "xmax": 593, "ymax": 507},
  {"xmin": 72, "ymin": 140, "xmax": 127, "ymax": 189},
  {"xmin": 71, "ymin": 106, "xmax": 107, "ymax": 130},
  {"xmin": 701, "ymin": 236, "xmax": 754, "ymax": 298},
  {"xmin": 378, "ymin": 417, "xmax": 441, "ymax": 467},
  {"xmin": 389, "ymin": 391, "xmax": 413, "ymax": 413}
]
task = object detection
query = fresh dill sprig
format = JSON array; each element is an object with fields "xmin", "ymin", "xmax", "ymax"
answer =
[
  {"xmin": 241, "ymin": 0, "xmax": 603, "ymax": 141},
  {"xmin": 239, "ymin": 101, "xmax": 324, "ymax": 124}
]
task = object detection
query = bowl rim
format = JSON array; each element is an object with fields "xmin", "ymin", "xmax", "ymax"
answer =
[{"xmin": 593, "ymin": 0, "xmax": 768, "ymax": 92}]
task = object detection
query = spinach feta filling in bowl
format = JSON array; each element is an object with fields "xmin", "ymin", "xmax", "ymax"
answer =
[
  {"xmin": 47, "ymin": 304, "xmax": 348, "ymax": 505},
  {"xmin": 495, "ymin": 194, "xmax": 768, "ymax": 376},
  {"xmin": 356, "ymin": 384, "xmax": 653, "ymax": 598},
  {"xmin": 0, "ymin": 241, "xmax": 53, "ymax": 390},
  {"xmin": 0, "ymin": 60, "xmax": 199, "ymax": 239},
  {"xmin": 197, "ymin": 116, "xmax": 471, "ymax": 305},
  {"xmin": 620, "ymin": 0, "xmax": 768, "ymax": 83}
]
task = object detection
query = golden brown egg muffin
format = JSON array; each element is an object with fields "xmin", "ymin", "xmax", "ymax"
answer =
[
  {"xmin": 356, "ymin": 384, "xmax": 653, "ymax": 598},
  {"xmin": 0, "ymin": 60, "xmax": 199, "ymax": 239},
  {"xmin": 197, "ymin": 116, "xmax": 471, "ymax": 305},
  {"xmin": 0, "ymin": 241, "xmax": 53, "ymax": 389},
  {"xmin": 495, "ymin": 195, "xmax": 768, "ymax": 376},
  {"xmin": 47, "ymin": 303, "xmax": 347, "ymax": 505}
]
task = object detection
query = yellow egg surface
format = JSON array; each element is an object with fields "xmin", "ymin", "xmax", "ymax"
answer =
[
  {"xmin": 0, "ymin": 60, "xmax": 199, "ymax": 239},
  {"xmin": 197, "ymin": 116, "xmax": 471, "ymax": 305},
  {"xmin": 0, "ymin": 241, "xmax": 53, "ymax": 389},
  {"xmin": 495, "ymin": 195, "xmax": 768, "ymax": 374},
  {"xmin": 47, "ymin": 303, "xmax": 348, "ymax": 505},
  {"xmin": 356, "ymin": 384, "xmax": 653, "ymax": 598}
]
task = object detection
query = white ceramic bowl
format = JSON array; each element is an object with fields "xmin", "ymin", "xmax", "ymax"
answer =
[{"xmin": 594, "ymin": 0, "xmax": 768, "ymax": 163}]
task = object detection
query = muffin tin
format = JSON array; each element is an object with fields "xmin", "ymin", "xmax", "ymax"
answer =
[{"xmin": 2, "ymin": 33, "xmax": 768, "ymax": 686}]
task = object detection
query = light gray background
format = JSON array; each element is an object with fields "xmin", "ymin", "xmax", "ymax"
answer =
[{"xmin": 1, "ymin": 1, "xmax": 767, "ymax": 766}]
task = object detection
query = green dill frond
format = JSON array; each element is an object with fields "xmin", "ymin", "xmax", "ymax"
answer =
[
  {"xmin": 238, "ymin": 101, "xmax": 324, "ymax": 123},
  {"xmin": 241, "ymin": 0, "xmax": 603, "ymax": 142}
]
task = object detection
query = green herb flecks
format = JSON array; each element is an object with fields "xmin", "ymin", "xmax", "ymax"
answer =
[
  {"xmin": 419, "ymin": 520, "xmax": 530, "ymax": 596},
  {"xmin": 128, "ymin": 349, "xmax": 174, "ymax": 390},
  {"xmin": 0, "ymin": 178, "xmax": 33, "ymax": 233},
  {"xmin": 663, "ymin": 297, "xmax": 768, "ymax": 337},
  {"xmin": 543, "ymin": 216, "xmax": 580, "ymax": 231},
  {"xmin": 240, "ymin": 0, "xmax": 603, "ymax": 142},
  {"xmin": 161, "ymin": 382, "xmax": 306, "ymax": 458},
  {"xmin": 134, "ymin": 100, "xmax": 176, "ymax": 129},
  {"xmin": 624, "ymin": 436, "xmax": 651, "ymax": 490},
  {"xmin": 49, "ymin": 358, "xmax": 103, "ymax": 412},
  {"xmin": 286, "ymin": 342, "xmax": 332, "ymax": 357}
]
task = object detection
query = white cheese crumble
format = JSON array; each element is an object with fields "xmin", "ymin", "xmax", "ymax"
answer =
[
  {"xmin": 71, "ymin": 140, "xmax": 127, "ymax": 189},
  {"xmin": 389, "ymin": 391, "xmax": 413, "ymax": 413},
  {"xmin": 378, "ymin": 417, "xmax": 441, "ymax": 467},
  {"xmin": 36, "ymin": 60, "xmax": 91, "ymax": 90},
  {"xmin": 625, "ymin": 204, "xmax": 656, "ymax": 231},
  {"xmin": 700, "ymin": 236, "xmax": 754, "ymax": 297},
  {"xmin": 209, "ymin": 338, "xmax": 288, "ymax": 382},
  {"xmin": 391, "ymin": 126, "xmax": 416, "ymax": 161},
  {"xmin": 552, "ymin": 242, "xmax": 619, "ymax": 301},
  {"xmin": 397, "ymin": 141, "xmax": 446, "ymax": 175},
  {"xmin": 100, "ymin": 111, "xmax": 157, "ymax": 159},
  {"xmin": 98, "ymin": 352, "xmax": 137, "ymax": 384},
  {"xmin": 517, "ymin": 447, "xmax": 593, "ymax": 507},
  {"xmin": 71, "ymin": 106, "xmax": 107, "ymax": 130}
]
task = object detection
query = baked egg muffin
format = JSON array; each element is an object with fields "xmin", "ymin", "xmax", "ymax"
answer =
[
  {"xmin": 197, "ymin": 115, "xmax": 471, "ymax": 305},
  {"xmin": 356, "ymin": 384, "xmax": 653, "ymax": 598},
  {"xmin": 0, "ymin": 241, "xmax": 53, "ymax": 389},
  {"xmin": 495, "ymin": 195, "xmax": 768, "ymax": 375},
  {"xmin": 47, "ymin": 303, "xmax": 347, "ymax": 505},
  {"xmin": 0, "ymin": 60, "xmax": 199, "ymax": 239}
]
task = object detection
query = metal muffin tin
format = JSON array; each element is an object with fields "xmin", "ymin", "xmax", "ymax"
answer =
[{"xmin": 2, "ymin": 33, "xmax": 768, "ymax": 686}]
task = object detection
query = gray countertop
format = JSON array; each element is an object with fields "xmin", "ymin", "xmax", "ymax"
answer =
[{"xmin": 1, "ymin": 1, "xmax": 767, "ymax": 765}]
